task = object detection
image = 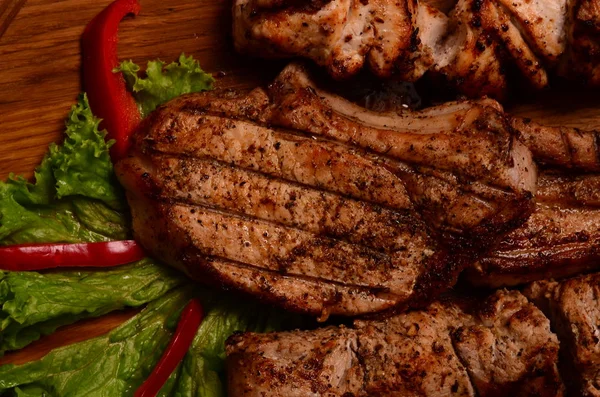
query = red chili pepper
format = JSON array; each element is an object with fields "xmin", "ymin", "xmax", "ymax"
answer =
[
  {"xmin": 81, "ymin": 0, "xmax": 141, "ymax": 160},
  {"xmin": 0, "ymin": 240, "xmax": 145, "ymax": 271},
  {"xmin": 135, "ymin": 299, "xmax": 204, "ymax": 397}
]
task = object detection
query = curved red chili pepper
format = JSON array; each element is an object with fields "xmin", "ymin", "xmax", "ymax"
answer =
[
  {"xmin": 135, "ymin": 299, "xmax": 204, "ymax": 397},
  {"xmin": 0, "ymin": 240, "xmax": 145, "ymax": 271},
  {"xmin": 81, "ymin": 0, "xmax": 141, "ymax": 160}
]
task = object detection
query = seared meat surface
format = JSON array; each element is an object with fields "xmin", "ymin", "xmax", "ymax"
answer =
[
  {"xmin": 227, "ymin": 326, "xmax": 364, "ymax": 396},
  {"xmin": 233, "ymin": 0, "xmax": 600, "ymax": 98},
  {"xmin": 226, "ymin": 290, "xmax": 564, "ymax": 396},
  {"xmin": 467, "ymin": 112, "xmax": 600, "ymax": 287},
  {"xmin": 525, "ymin": 273, "xmax": 600, "ymax": 397},
  {"xmin": 468, "ymin": 171, "xmax": 600, "ymax": 287},
  {"xmin": 116, "ymin": 63, "xmax": 535, "ymax": 317},
  {"xmin": 512, "ymin": 117, "xmax": 600, "ymax": 173}
]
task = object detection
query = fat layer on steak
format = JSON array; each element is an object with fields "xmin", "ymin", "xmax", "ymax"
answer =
[{"xmin": 116, "ymin": 63, "xmax": 536, "ymax": 318}]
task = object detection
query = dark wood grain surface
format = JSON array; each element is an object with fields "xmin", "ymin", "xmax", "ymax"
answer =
[{"xmin": 0, "ymin": 0, "xmax": 599, "ymax": 366}]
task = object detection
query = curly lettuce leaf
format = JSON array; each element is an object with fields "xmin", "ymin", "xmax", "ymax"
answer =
[
  {"xmin": 0, "ymin": 95, "xmax": 125, "ymax": 244},
  {"xmin": 0, "ymin": 92, "xmax": 188, "ymax": 356},
  {"xmin": 47, "ymin": 95, "xmax": 123, "ymax": 207},
  {"xmin": 117, "ymin": 53, "xmax": 214, "ymax": 117}
]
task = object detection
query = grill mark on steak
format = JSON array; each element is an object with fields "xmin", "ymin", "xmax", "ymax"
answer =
[
  {"xmin": 168, "ymin": 203, "xmax": 417, "ymax": 289},
  {"xmin": 146, "ymin": 153, "xmax": 426, "ymax": 253},
  {"xmin": 139, "ymin": 113, "xmax": 414, "ymax": 211},
  {"xmin": 170, "ymin": 102, "xmax": 525, "ymax": 197},
  {"xmin": 199, "ymin": 252, "xmax": 396, "ymax": 295},
  {"xmin": 142, "ymin": 100, "xmax": 529, "ymax": 243},
  {"xmin": 147, "ymin": 140, "xmax": 520, "ymax": 247},
  {"xmin": 512, "ymin": 117, "xmax": 600, "ymax": 172},
  {"xmin": 270, "ymin": 76, "xmax": 519, "ymax": 185},
  {"xmin": 189, "ymin": 253, "xmax": 403, "ymax": 316},
  {"xmin": 560, "ymin": 127, "xmax": 574, "ymax": 165}
]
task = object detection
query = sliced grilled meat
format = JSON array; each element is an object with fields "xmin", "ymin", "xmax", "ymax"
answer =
[
  {"xmin": 227, "ymin": 326, "xmax": 364, "ymax": 396},
  {"xmin": 116, "ymin": 63, "xmax": 535, "ymax": 317},
  {"xmin": 524, "ymin": 273, "xmax": 600, "ymax": 397},
  {"xmin": 234, "ymin": 0, "xmax": 600, "ymax": 98},
  {"xmin": 226, "ymin": 290, "xmax": 564, "ymax": 396},
  {"xmin": 468, "ymin": 171, "xmax": 600, "ymax": 287},
  {"xmin": 559, "ymin": 0, "xmax": 600, "ymax": 85}
]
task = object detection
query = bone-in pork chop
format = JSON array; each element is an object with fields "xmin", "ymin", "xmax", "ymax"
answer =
[{"xmin": 116, "ymin": 64, "xmax": 535, "ymax": 317}]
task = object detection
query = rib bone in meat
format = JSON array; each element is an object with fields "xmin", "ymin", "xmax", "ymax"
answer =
[{"xmin": 116, "ymin": 63, "xmax": 536, "ymax": 318}]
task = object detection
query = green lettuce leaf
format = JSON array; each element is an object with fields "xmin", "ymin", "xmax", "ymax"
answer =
[
  {"xmin": 0, "ymin": 93, "xmax": 187, "ymax": 356},
  {"xmin": 47, "ymin": 95, "xmax": 123, "ymax": 208},
  {"xmin": 0, "ymin": 289, "xmax": 294, "ymax": 397},
  {"xmin": 0, "ymin": 288, "xmax": 195, "ymax": 396},
  {"xmin": 117, "ymin": 53, "xmax": 215, "ymax": 117},
  {"xmin": 0, "ymin": 95, "xmax": 125, "ymax": 244},
  {"xmin": 0, "ymin": 259, "xmax": 185, "ymax": 355},
  {"xmin": 167, "ymin": 296, "xmax": 295, "ymax": 397}
]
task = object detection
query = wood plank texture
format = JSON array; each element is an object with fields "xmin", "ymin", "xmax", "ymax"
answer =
[
  {"xmin": 1, "ymin": 0, "xmax": 600, "ymax": 368},
  {"xmin": 0, "ymin": 0, "xmax": 280, "ymax": 179}
]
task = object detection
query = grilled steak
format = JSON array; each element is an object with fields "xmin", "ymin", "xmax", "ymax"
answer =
[
  {"xmin": 524, "ymin": 273, "xmax": 600, "ymax": 397},
  {"xmin": 468, "ymin": 170, "xmax": 600, "ymax": 287},
  {"xmin": 233, "ymin": 0, "xmax": 600, "ymax": 98},
  {"xmin": 467, "ymin": 114, "xmax": 600, "ymax": 287},
  {"xmin": 116, "ymin": 63, "xmax": 535, "ymax": 317},
  {"xmin": 226, "ymin": 289, "xmax": 564, "ymax": 396}
]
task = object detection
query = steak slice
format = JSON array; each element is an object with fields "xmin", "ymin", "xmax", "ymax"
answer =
[
  {"xmin": 226, "ymin": 290, "xmax": 564, "ymax": 396},
  {"xmin": 232, "ymin": 0, "xmax": 570, "ymax": 98},
  {"xmin": 116, "ymin": 63, "xmax": 535, "ymax": 317},
  {"xmin": 227, "ymin": 326, "xmax": 364, "ymax": 396},
  {"xmin": 524, "ymin": 273, "xmax": 600, "ymax": 396},
  {"xmin": 468, "ymin": 171, "xmax": 600, "ymax": 287}
]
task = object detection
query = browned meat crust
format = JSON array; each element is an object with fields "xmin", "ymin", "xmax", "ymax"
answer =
[
  {"xmin": 524, "ymin": 273, "xmax": 600, "ymax": 397},
  {"xmin": 559, "ymin": 0, "xmax": 600, "ymax": 85},
  {"xmin": 116, "ymin": 63, "xmax": 535, "ymax": 318},
  {"xmin": 226, "ymin": 290, "xmax": 564, "ymax": 396},
  {"xmin": 233, "ymin": 0, "xmax": 600, "ymax": 98},
  {"xmin": 468, "ymin": 171, "xmax": 600, "ymax": 287},
  {"xmin": 512, "ymin": 117, "xmax": 600, "ymax": 173}
]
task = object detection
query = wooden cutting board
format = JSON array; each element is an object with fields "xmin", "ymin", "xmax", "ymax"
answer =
[{"xmin": 1, "ymin": 0, "xmax": 600, "ymax": 366}]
